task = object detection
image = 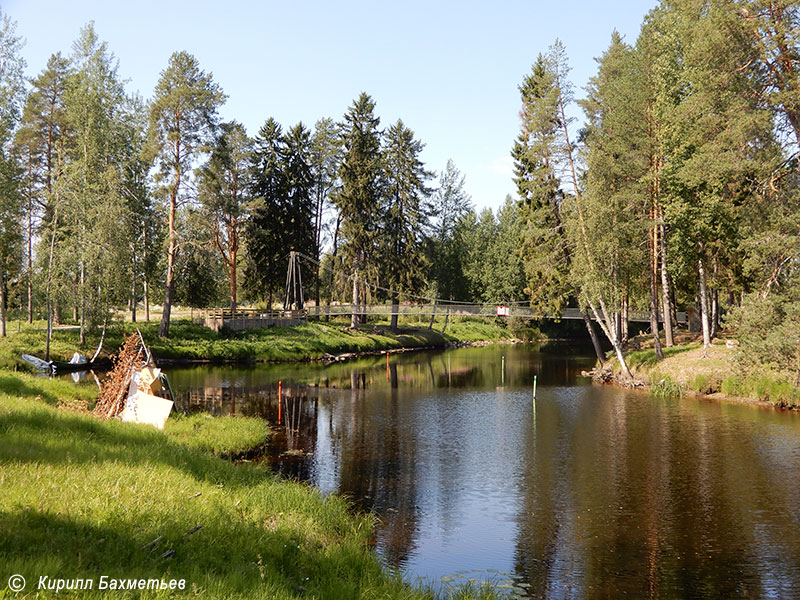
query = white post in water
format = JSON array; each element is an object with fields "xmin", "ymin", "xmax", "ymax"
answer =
[
  {"xmin": 533, "ymin": 375, "xmax": 537, "ymax": 408},
  {"xmin": 501, "ymin": 356, "xmax": 505, "ymax": 386}
]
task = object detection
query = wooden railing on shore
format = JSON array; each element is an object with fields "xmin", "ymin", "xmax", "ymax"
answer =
[{"xmin": 202, "ymin": 309, "xmax": 306, "ymax": 332}]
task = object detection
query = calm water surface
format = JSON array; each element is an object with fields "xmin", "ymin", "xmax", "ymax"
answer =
[{"xmin": 165, "ymin": 345, "xmax": 800, "ymax": 598}]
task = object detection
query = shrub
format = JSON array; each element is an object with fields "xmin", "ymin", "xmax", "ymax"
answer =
[{"xmin": 725, "ymin": 293, "xmax": 800, "ymax": 378}]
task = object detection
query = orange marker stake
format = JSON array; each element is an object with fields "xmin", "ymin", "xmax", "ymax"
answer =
[
  {"xmin": 386, "ymin": 352, "xmax": 390, "ymax": 381},
  {"xmin": 278, "ymin": 380, "xmax": 282, "ymax": 425}
]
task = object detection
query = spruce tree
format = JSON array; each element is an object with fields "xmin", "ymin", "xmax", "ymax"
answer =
[
  {"xmin": 246, "ymin": 118, "xmax": 287, "ymax": 309},
  {"xmin": 381, "ymin": 119, "xmax": 432, "ymax": 330},
  {"xmin": 428, "ymin": 159, "xmax": 472, "ymax": 306},
  {"xmin": 334, "ymin": 93, "xmax": 383, "ymax": 329}
]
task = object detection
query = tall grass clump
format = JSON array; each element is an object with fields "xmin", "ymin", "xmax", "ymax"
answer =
[{"xmin": 650, "ymin": 374, "xmax": 682, "ymax": 398}]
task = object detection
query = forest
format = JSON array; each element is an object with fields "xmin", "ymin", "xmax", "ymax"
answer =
[{"xmin": 0, "ymin": 0, "xmax": 797, "ymax": 381}]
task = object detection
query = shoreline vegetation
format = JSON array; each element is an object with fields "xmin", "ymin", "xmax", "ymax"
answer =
[
  {"xmin": 1, "ymin": 316, "xmax": 519, "ymax": 370},
  {"xmin": 4, "ymin": 314, "xmax": 797, "ymax": 410},
  {"xmin": 591, "ymin": 332, "xmax": 800, "ymax": 410}
]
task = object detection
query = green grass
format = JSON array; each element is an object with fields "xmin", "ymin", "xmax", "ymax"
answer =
[
  {"xmin": 649, "ymin": 373, "xmax": 683, "ymax": 398},
  {"xmin": 626, "ymin": 343, "xmax": 698, "ymax": 370},
  {"xmin": 721, "ymin": 374, "xmax": 800, "ymax": 406},
  {"xmin": 0, "ymin": 369, "xmax": 98, "ymax": 405},
  {"xmin": 0, "ymin": 316, "xmax": 514, "ymax": 371},
  {"xmin": 0, "ymin": 394, "xmax": 502, "ymax": 599},
  {"xmin": 622, "ymin": 337, "xmax": 800, "ymax": 407},
  {"xmin": 164, "ymin": 413, "xmax": 270, "ymax": 457}
]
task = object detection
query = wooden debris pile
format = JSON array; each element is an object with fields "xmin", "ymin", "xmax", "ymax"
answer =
[{"xmin": 93, "ymin": 334, "xmax": 146, "ymax": 420}]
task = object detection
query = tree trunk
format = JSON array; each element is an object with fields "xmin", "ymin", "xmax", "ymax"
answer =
[
  {"xmin": 45, "ymin": 205, "xmax": 59, "ymax": 361},
  {"xmin": 582, "ymin": 312, "xmax": 605, "ymax": 365},
  {"xmin": 711, "ymin": 288, "xmax": 719, "ymax": 339},
  {"xmin": 390, "ymin": 293, "xmax": 399, "ymax": 331},
  {"xmin": 649, "ymin": 255, "xmax": 664, "ymax": 361},
  {"xmin": 229, "ymin": 248, "xmax": 237, "ymax": 313},
  {"xmin": 428, "ymin": 285, "xmax": 438, "ymax": 330},
  {"xmin": 350, "ymin": 265, "xmax": 359, "ymax": 330},
  {"xmin": 621, "ymin": 295, "xmax": 629, "ymax": 343},
  {"xmin": 698, "ymin": 256, "xmax": 712, "ymax": 348},
  {"xmin": 0, "ymin": 269, "xmax": 6, "ymax": 337},
  {"xmin": 144, "ymin": 278, "xmax": 150, "ymax": 322},
  {"xmin": 360, "ymin": 286, "xmax": 367, "ymax": 325},
  {"xmin": 588, "ymin": 296, "xmax": 633, "ymax": 379},
  {"xmin": 649, "ymin": 222, "xmax": 664, "ymax": 360},
  {"xmin": 658, "ymin": 222, "xmax": 674, "ymax": 347},
  {"xmin": 325, "ymin": 216, "xmax": 341, "ymax": 322},
  {"xmin": 79, "ymin": 261, "xmax": 86, "ymax": 346},
  {"xmin": 26, "ymin": 186, "xmax": 33, "ymax": 324},
  {"xmin": 159, "ymin": 182, "xmax": 178, "ymax": 339},
  {"xmin": 130, "ymin": 248, "xmax": 137, "ymax": 323}
]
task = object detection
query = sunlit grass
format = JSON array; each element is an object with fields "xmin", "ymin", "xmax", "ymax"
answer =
[
  {"xmin": 164, "ymin": 413, "xmax": 269, "ymax": 457},
  {"xmin": 0, "ymin": 394, "xmax": 506, "ymax": 599},
  {"xmin": 0, "ymin": 315, "xmax": 513, "ymax": 371}
]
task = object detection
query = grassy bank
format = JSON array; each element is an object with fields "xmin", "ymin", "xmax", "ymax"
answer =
[
  {"xmin": 0, "ymin": 374, "xmax": 499, "ymax": 599},
  {"xmin": 0, "ymin": 316, "xmax": 517, "ymax": 369},
  {"xmin": 618, "ymin": 335, "xmax": 800, "ymax": 408}
]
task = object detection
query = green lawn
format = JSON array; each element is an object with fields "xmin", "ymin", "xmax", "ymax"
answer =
[
  {"xmin": 0, "ymin": 371, "xmax": 501, "ymax": 599},
  {"xmin": 0, "ymin": 316, "xmax": 515, "ymax": 370}
]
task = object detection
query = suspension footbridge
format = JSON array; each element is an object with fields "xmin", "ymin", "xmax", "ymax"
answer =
[{"xmin": 202, "ymin": 251, "xmax": 686, "ymax": 332}]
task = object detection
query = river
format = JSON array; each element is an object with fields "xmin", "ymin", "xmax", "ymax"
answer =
[{"xmin": 164, "ymin": 344, "xmax": 800, "ymax": 598}]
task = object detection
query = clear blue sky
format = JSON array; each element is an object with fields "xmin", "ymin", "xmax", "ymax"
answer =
[{"xmin": 4, "ymin": 0, "xmax": 657, "ymax": 212}]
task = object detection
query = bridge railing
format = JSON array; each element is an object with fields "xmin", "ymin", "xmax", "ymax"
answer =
[
  {"xmin": 200, "ymin": 303, "xmax": 686, "ymax": 330},
  {"xmin": 318, "ymin": 303, "xmax": 687, "ymax": 324}
]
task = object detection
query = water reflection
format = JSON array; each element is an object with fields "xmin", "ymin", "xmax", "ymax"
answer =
[{"xmin": 165, "ymin": 345, "xmax": 800, "ymax": 597}]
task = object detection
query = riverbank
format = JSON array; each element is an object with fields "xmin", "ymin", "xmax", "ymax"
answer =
[
  {"xmin": 600, "ymin": 334, "xmax": 800, "ymax": 408},
  {"xmin": 2, "ymin": 317, "xmax": 519, "ymax": 370},
  {"xmin": 0, "ymin": 373, "xmax": 499, "ymax": 599}
]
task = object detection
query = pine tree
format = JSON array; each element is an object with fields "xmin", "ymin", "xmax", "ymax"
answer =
[
  {"xmin": 147, "ymin": 51, "xmax": 225, "ymax": 338},
  {"xmin": 199, "ymin": 121, "xmax": 252, "ymax": 312},
  {"xmin": 651, "ymin": 0, "xmax": 775, "ymax": 349},
  {"xmin": 15, "ymin": 53, "xmax": 69, "ymax": 323}
]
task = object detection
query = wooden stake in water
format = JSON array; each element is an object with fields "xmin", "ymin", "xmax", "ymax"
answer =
[
  {"xmin": 533, "ymin": 375, "xmax": 537, "ymax": 412},
  {"xmin": 278, "ymin": 380, "xmax": 282, "ymax": 425},
  {"xmin": 386, "ymin": 352, "xmax": 390, "ymax": 382},
  {"xmin": 501, "ymin": 356, "xmax": 505, "ymax": 386}
]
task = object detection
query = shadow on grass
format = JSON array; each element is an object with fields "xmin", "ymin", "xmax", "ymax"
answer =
[
  {"xmin": 0, "ymin": 506, "xmax": 384, "ymax": 599},
  {"xmin": 627, "ymin": 344, "xmax": 698, "ymax": 369},
  {"xmin": 0, "ymin": 406, "xmax": 261, "ymax": 490}
]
